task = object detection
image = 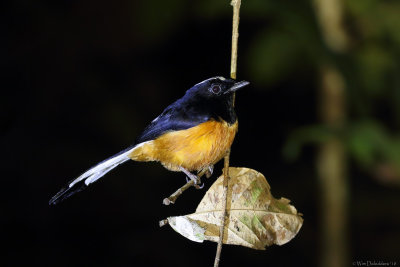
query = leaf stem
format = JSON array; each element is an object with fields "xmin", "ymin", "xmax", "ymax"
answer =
[{"xmin": 214, "ymin": 1, "xmax": 242, "ymax": 266}]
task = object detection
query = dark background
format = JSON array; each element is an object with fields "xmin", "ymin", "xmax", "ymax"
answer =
[{"xmin": 3, "ymin": 0, "xmax": 400, "ymax": 266}]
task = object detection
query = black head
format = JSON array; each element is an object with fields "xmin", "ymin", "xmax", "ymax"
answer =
[
  {"xmin": 186, "ymin": 76, "xmax": 249, "ymax": 99},
  {"xmin": 179, "ymin": 76, "xmax": 249, "ymax": 124}
]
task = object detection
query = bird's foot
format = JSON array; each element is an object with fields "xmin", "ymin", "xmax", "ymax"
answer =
[
  {"xmin": 181, "ymin": 167, "xmax": 203, "ymax": 189},
  {"xmin": 184, "ymin": 175, "xmax": 204, "ymax": 189}
]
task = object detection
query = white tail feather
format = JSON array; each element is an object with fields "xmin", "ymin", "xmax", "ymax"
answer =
[{"xmin": 68, "ymin": 147, "xmax": 134, "ymax": 188}]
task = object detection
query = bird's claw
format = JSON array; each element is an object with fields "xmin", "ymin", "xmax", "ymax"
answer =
[
  {"xmin": 206, "ymin": 165, "xmax": 214, "ymax": 178},
  {"xmin": 194, "ymin": 183, "xmax": 204, "ymax": 189}
]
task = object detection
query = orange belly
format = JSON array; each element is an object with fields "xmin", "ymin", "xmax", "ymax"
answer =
[{"xmin": 129, "ymin": 120, "xmax": 238, "ymax": 172}]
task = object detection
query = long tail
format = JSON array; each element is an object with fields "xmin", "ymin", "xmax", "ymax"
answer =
[{"xmin": 49, "ymin": 146, "xmax": 135, "ymax": 205}]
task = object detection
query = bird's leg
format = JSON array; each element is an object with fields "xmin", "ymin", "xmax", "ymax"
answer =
[
  {"xmin": 206, "ymin": 165, "xmax": 214, "ymax": 178},
  {"xmin": 163, "ymin": 167, "xmax": 209, "ymax": 205},
  {"xmin": 180, "ymin": 167, "xmax": 204, "ymax": 189}
]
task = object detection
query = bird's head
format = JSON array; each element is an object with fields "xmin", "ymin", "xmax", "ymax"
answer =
[{"xmin": 186, "ymin": 76, "xmax": 249, "ymax": 100}]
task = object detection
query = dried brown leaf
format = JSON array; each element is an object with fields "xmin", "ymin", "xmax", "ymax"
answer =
[{"xmin": 165, "ymin": 167, "xmax": 303, "ymax": 250}]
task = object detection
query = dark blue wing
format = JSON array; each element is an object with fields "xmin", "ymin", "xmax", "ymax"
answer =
[{"xmin": 135, "ymin": 99, "xmax": 211, "ymax": 144}]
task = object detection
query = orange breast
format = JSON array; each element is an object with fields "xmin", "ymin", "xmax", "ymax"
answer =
[{"xmin": 129, "ymin": 120, "xmax": 238, "ymax": 172}]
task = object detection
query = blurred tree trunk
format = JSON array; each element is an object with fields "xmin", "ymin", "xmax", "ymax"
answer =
[
  {"xmin": 313, "ymin": 0, "xmax": 350, "ymax": 266},
  {"xmin": 317, "ymin": 66, "xmax": 348, "ymax": 267}
]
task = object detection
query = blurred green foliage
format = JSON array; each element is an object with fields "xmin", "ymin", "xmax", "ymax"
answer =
[
  {"xmin": 182, "ymin": 0, "xmax": 400, "ymax": 182},
  {"xmin": 284, "ymin": 120, "xmax": 400, "ymax": 179},
  {"xmin": 254, "ymin": 0, "xmax": 400, "ymax": 183},
  {"xmin": 346, "ymin": 121, "xmax": 400, "ymax": 170}
]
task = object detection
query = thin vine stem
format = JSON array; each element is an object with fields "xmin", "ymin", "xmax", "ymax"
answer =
[{"xmin": 213, "ymin": 1, "xmax": 242, "ymax": 266}]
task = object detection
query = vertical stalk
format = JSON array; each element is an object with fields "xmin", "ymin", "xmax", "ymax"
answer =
[
  {"xmin": 213, "ymin": 150, "xmax": 232, "ymax": 267},
  {"xmin": 317, "ymin": 66, "xmax": 348, "ymax": 267},
  {"xmin": 213, "ymin": 1, "xmax": 241, "ymax": 266},
  {"xmin": 312, "ymin": 0, "xmax": 350, "ymax": 266},
  {"xmin": 230, "ymin": 0, "xmax": 240, "ymax": 80},
  {"xmin": 312, "ymin": 0, "xmax": 350, "ymax": 53}
]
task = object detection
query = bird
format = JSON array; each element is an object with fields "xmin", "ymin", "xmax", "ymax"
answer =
[{"xmin": 49, "ymin": 76, "xmax": 249, "ymax": 205}]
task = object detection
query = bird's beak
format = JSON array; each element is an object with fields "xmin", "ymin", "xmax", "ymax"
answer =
[{"xmin": 225, "ymin": 80, "xmax": 250, "ymax": 94}]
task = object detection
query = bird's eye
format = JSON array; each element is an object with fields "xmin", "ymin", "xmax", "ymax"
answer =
[{"xmin": 211, "ymin": 85, "xmax": 221, "ymax": 94}]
